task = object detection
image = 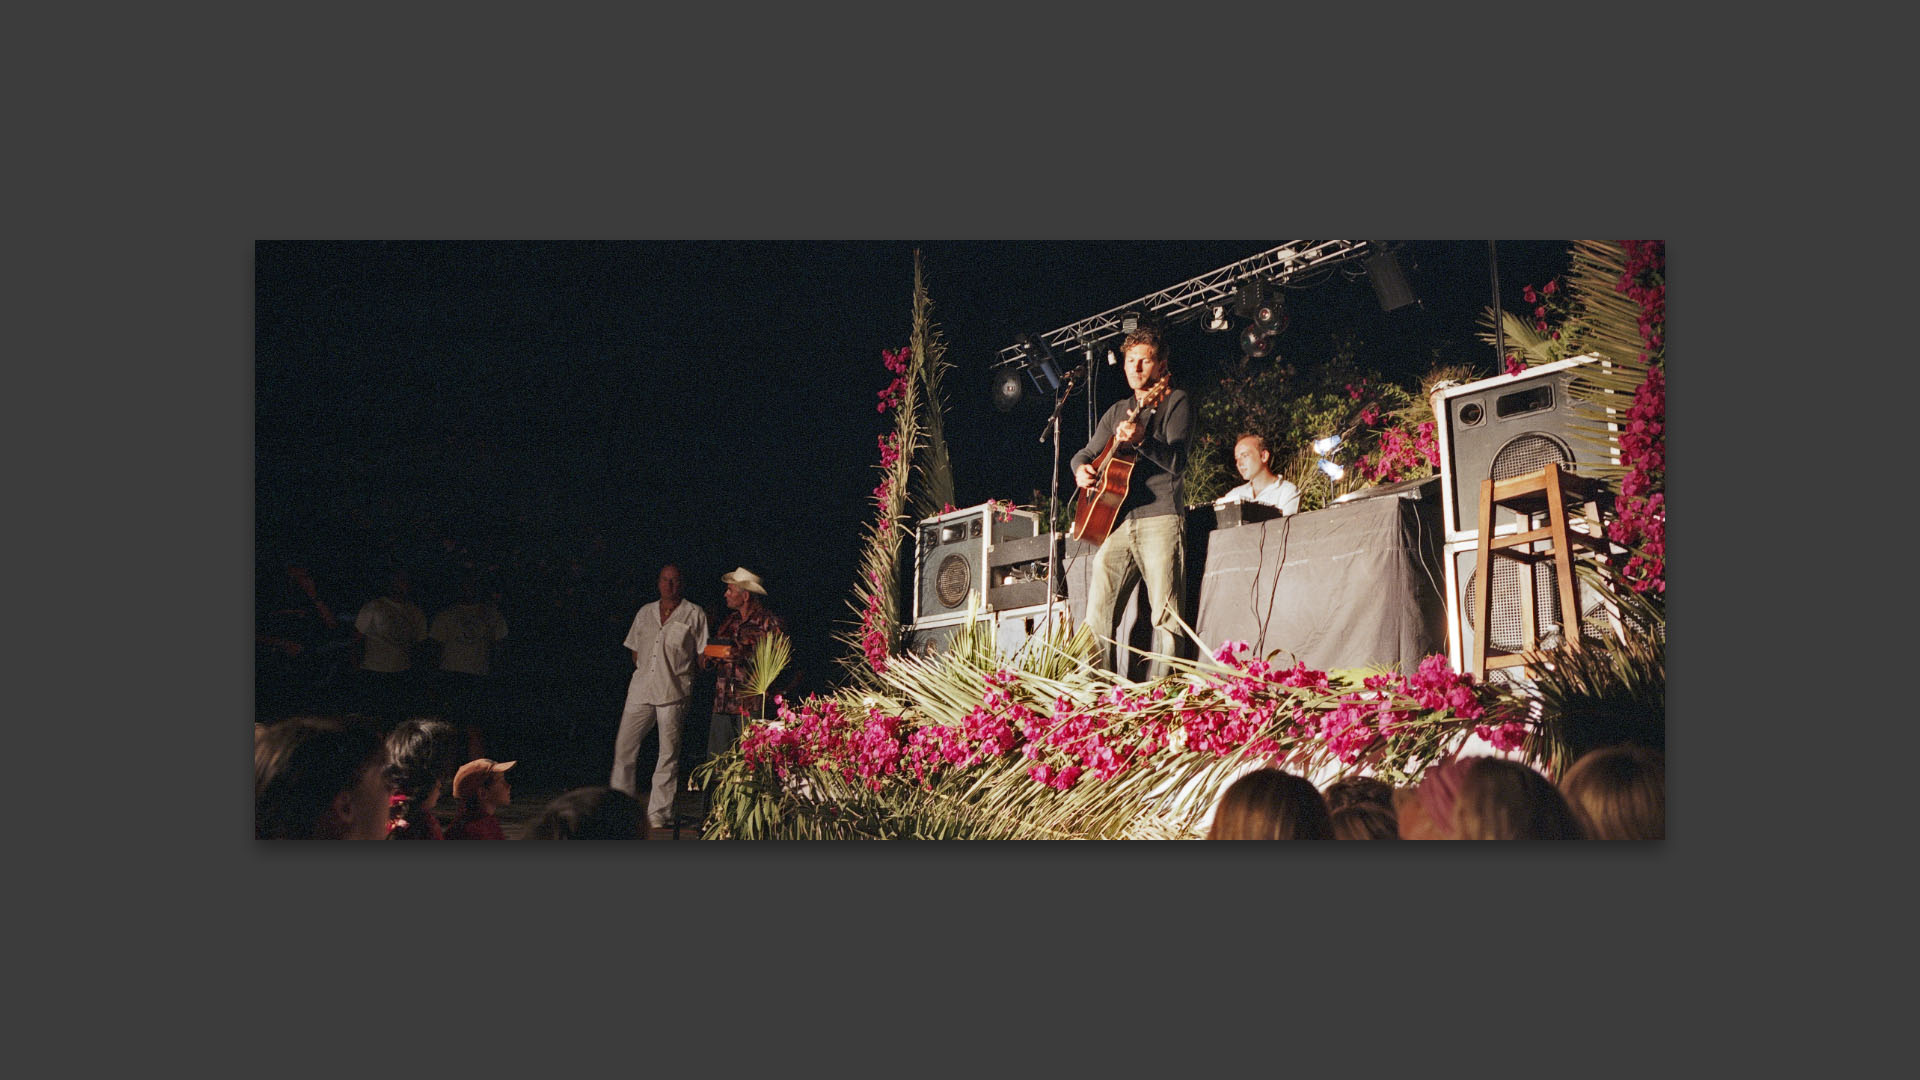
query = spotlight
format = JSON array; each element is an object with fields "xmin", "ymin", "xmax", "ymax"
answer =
[
  {"xmin": 1202, "ymin": 303, "xmax": 1233, "ymax": 333},
  {"xmin": 1120, "ymin": 311, "xmax": 1142, "ymax": 334},
  {"xmin": 1252, "ymin": 295, "xmax": 1287, "ymax": 334},
  {"xmin": 1312, "ymin": 434, "xmax": 1342, "ymax": 456},
  {"xmin": 1318, "ymin": 458, "xmax": 1346, "ymax": 481},
  {"xmin": 1240, "ymin": 324, "xmax": 1277, "ymax": 359},
  {"xmin": 1015, "ymin": 332, "xmax": 1063, "ymax": 393},
  {"xmin": 1366, "ymin": 243, "xmax": 1418, "ymax": 312},
  {"xmin": 1106, "ymin": 348, "xmax": 1119, "ymax": 366},
  {"xmin": 993, "ymin": 367, "xmax": 1024, "ymax": 412}
]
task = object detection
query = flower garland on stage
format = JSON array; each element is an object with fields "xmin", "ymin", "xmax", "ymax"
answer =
[{"xmin": 704, "ymin": 640, "xmax": 1526, "ymax": 839}]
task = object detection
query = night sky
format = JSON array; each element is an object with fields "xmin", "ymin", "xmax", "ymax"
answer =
[{"xmin": 255, "ymin": 240, "xmax": 1571, "ymax": 689}]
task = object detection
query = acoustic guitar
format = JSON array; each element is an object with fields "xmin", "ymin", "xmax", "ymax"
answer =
[{"xmin": 1069, "ymin": 373, "xmax": 1171, "ymax": 545}]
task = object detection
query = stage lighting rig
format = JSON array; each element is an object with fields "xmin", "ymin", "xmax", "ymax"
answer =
[{"xmin": 996, "ymin": 240, "xmax": 1369, "ymax": 372}]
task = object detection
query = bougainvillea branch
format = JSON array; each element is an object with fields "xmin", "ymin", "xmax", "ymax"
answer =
[{"xmin": 704, "ymin": 643, "xmax": 1530, "ymax": 839}]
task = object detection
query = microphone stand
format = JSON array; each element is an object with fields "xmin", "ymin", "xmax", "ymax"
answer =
[{"xmin": 1037, "ymin": 367, "xmax": 1083, "ymax": 637}]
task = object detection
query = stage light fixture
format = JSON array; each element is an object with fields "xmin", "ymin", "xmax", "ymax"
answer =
[
  {"xmin": 993, "ymin": 367, "xmax": 1024, "ymax": 412},
  {"xmin": 1232, "ymin": 279, "xmax": 1266, "ymax": 319},
  {"xmin": 1252, "ymin": 294, "xmax": 1287, "ymax": 334},
  {"xmin": 1203, "ymin": 303, "xmax": 1233, "ymax": 333},
  {"xmin": 1106, "ymin": 348, "xmax": 1119, "ymax": 365},
  {"xmin": 1366, "ymin": 243, "xmax": 1417, "ymax": 312},
  {"xmin": 1240, "ymin": 324, "xmax": 1277, "ymax": 359},
  {"xmin": 1015, "ymin": 332, "xmax": 1063, "ymax": 393},
  {"xmin": 1120, "ymin": 311, "xmax": 1141, "ymax": 334},
  {"xmin": 1318, "ymin": 458, "xmax": 1345, "ymax": 481},
  {"xmin": 1312, "ymin": 434, "xmax": 1342, "ymax": 456}
]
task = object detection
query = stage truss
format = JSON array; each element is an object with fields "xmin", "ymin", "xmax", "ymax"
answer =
[{"xmin": 995, "ymin": 240, "xmax": 1373, "ymax": 370}]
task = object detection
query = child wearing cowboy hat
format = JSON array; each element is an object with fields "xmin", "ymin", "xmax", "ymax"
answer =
[{"xmin": 445, "ymin": 757, "xmax": 516, "ymax": 840}]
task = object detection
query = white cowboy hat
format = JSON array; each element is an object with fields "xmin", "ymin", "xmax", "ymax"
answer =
[{"xmin": 720, "ymin": 566, "xmax": 766, "ymax": 595}]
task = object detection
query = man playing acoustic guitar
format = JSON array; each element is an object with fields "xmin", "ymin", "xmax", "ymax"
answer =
[{"xmin": 1070, "ymin": 325, "xmax": 1192, "ymax": 679}]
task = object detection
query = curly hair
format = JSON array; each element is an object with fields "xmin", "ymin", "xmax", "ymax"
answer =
[
  {"xmin": 383, "ymin": 717, "xmax": 460, "ymax": 826},
  {"xmin": 1121, "ymin": 324, "xmax": 1169, "ymax": 362},
  {"xmin": 1323, "ymin": 775, "xmax": 1395, "ymax": 814}
]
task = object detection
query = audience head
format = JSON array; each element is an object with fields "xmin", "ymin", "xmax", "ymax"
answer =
[
  {"xmin": 1207, "ymin": 768, "xmax": 1334, "ymax": 840},
  {"xmin": 1393, "ymin": 757, "xmax": 1470, "ymax": 840},
  {"xmin": 255, "ymin": 716, "xmax": 391, "ymax": 840},
  {"xmin": 1450, "ymin": 756, "xmax": 1585, "ymax": 840},
  {"xmin": 385, "ymin": 717, "xmax": 460, "ymax": 816},
  {"xmin": 1324, "ymin": 775, "xmax": 1395, "ymax": 814},
  {"xmin": 1558, "ymin": 745, "xmax": 1664, "ymax": 840},
  {"xmin": 524, "ymin": 786, "xmax": 646, "ymax": 840},
  {"xmin": 452, "ymin": 757, "xmax": 516, "ymax": 812},
  {"xmin": 1331, "ymin": 801, "xmax": 1401, "ymax": 840}
]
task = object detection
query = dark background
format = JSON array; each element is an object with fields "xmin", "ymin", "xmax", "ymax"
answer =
[{"xmin": 255, "ymin": 238, "xmax": 1572, "ymax": 711}]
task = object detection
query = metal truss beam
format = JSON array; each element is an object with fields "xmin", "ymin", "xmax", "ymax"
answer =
[{"xmin": 996, "ymin": 240, "xmax": 1372, "ymax": 369}]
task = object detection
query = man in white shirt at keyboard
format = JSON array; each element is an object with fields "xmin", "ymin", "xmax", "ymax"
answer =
[{"xmin": 1220, "ymin": 433, "xmax": 1300, "ymax": 516}]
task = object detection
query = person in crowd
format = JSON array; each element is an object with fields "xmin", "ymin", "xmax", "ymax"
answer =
[
  {"xmin": 1331, "ymin": 802, "xmax": 1401, "ymax": 840},
  {"xmin": 1393, "ymin": 757, "xmax": 1470, "ymax": 840},
  {"xmin": 1449, "ymin": 756, "xmax": 1586, "ymax": 840},
  {"xmin": 610, "ymin": 563, "xmax": 709, "ymax": 834},
  {"xmin": 1558, "ymin": 744, "xmax": 1665, "ymax": 840},
  {"xmin": 701, "ymin": 566, "xmax": 785, "ymax": 768},
  {"xmin": 429, "ymin": 575, "xmax": 509, "ymax": 760},
  {"xmin": 1324, "ymin": 774, "xmax": 1395, "ymax": 815},
  {"xmin": 384, "ymin": 717, "xmax": 461, "ymax": 840},
  {"xmin": 446, "ymin": 758, "xmax": 517, "ymax": 840},
  {"xmin": 1220, "ymin": 433, "xmax": 1301, "ymax": 516},
  {"xmin": 255, "ymin": 715, "xmax": 393, "ymax": 840},
  {"xmin": 524, "ymin": 786, "xmax": 647, "ymax": 840},
  {"xmin": 353, "ymin": 568, "xmax": 429, "ymax": 726},
  {"xmin": 1206, "ymin": 768, "xmax": 1334, "ymax": 840},
  {"xmin": 1071, "ymin": 325, "xmax": 1193, "ymax": 679}
]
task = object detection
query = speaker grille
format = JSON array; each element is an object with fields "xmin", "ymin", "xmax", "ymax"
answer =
[
  {"xmin": 934, "ymin": 553, "xmax": 972, "ymax": 609},
  {"xmin": 1490, "ymin": 433, "xmax": 1573, "ymax": 484},
  {"xmin": 1464, "ymin": 560, "xmax": 1566, "ymax": 652}
]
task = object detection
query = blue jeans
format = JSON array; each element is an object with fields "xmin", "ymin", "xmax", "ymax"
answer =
[{"xmin": 1083, "ymin": 512, "xmax": 1186, "ymax": 680}]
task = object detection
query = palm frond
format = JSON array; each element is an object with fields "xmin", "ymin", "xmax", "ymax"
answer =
[
  {"xmin": 745, "ymin": 629, "xmax": 791, "ymax": 699},
  {"xmin": 909, "ymin": 251, "xmax": 956, "ymax": 521}
]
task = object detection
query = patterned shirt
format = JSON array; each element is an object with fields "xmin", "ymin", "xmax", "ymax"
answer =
[{"xmin": 712, "ymin": 601, "xmax": 786, "ymax": 717}]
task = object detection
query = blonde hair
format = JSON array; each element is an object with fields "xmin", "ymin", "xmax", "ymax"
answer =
[
  {"xmin": 1558, "ymin": 745, "xmax": 1664, "ymax": 840},
  {"xmin": 1450, "ymin": 757, "xmax": 1585, "ymax": 840}
]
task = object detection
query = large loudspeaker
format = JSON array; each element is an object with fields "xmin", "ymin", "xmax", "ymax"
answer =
[
  {"xmin": 900, "ymin": 603, "xmax": 1075, "ymax": 663},
  {"xmin": 1434, "ymin": 354, "xmax": 1617, "ymax": 542},
  {"xmin": 912, "ymin": 503, "xmax": 1041, "ymax": 622},
  {"xmin": 1444, "ymin": 538, "xmax": 1649, "ymax": 687}
]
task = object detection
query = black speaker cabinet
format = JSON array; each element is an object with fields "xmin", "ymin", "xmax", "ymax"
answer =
[
  {"xmin": 1444, "ymin": 537, "xmax": 1635, "ymax": 688},
  {"xmin": 912, "ymin": 503, "xmax": 1041, "ymax": 622},
  {"xmin": 1434, "ymin": 354, "xmax": 1618, "ymax": 542}
]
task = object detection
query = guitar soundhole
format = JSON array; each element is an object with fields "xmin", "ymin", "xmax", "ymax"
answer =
[{"xmin": 935, "ymin": 554, "xmax": 972, "ymax": 609}]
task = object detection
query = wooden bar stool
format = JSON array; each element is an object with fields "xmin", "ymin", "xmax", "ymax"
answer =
[{"xmin": 1470, "ymin": 463, "xmax": 1619, "ymax": 680}]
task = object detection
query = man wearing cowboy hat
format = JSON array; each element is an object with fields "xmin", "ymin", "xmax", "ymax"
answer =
[{"xmin": 701, "ymin": 566, "xmax": 786, "ymax": 766}]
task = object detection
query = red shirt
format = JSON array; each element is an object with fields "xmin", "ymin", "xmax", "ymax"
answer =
[{"xmin": 446, "ymin": 808, "xmax": 506, "ymax": 840}]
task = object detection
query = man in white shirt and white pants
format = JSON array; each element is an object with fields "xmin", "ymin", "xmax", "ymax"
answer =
[{"xmin": 611, "ymin": 564, "xmax": 709, "ymax": 831}]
